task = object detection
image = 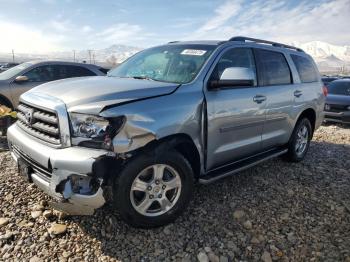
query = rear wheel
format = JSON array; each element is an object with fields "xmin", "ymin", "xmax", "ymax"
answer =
[
  {"xmin": 113, "ymin": 149, "xmax": 194, "ymax": 228},
  {"xmin": 284, "ymin": 118, "xmax": 312, "ymax": 162}
]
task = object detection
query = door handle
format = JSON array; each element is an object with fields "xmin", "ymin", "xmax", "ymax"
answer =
[
  {"xmin": 294, "ymin": 90, "xmax": 303, "ymax": 97},
  {"xmin": 253, "ymin": 95, "xmax": 266, "ymax": 104}
]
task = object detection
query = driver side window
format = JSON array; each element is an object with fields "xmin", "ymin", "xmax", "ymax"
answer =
[
  {"xmin": 211, "ymin": 48, "xmax": 257, "ymax": 86},
  {"xmin": 24, "ymin": 65, "xmax": 55, "ymax": 82}
]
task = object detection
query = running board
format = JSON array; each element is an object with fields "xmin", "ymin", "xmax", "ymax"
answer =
[{"xmin": 199, "ymin": 148, "xmax": 288, "ymax": 184}]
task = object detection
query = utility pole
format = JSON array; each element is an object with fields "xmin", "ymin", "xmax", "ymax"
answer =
[
  {"xmin": 93, "ymin": 53, "xmax": 96, "ymax": 64},
  {"xmin": 88, "ymin": 49, "xmax": 93, "ymax": 64},
  {"xmin": 73, "ymin": 50, "xmax": 76, "ymax": 62},
  {"xmin": 12, "ymin": 49, "xmax": 15, "ymax": 63}
]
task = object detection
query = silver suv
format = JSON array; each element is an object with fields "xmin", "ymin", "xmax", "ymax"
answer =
[{"xmin": 7, "ymin": 37, "xmax": 325, "ymax": 228}]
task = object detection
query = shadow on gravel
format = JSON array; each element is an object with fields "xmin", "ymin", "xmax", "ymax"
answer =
[
  {"xmin": 73, "ymin": 139, "xmax": 350, "ymax": 261},
  {"xmin": 0, "ymin": 136, "xmax": 8, "ymax": 152}
]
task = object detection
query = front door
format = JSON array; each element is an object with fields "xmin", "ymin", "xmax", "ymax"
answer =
[
  {"xmin": 10, "ymin": 65, "xmax": 55, "ymax": 106},
  {"xmin": 204, "ymin": 47, "xmax": 265, "ymax": 170}
]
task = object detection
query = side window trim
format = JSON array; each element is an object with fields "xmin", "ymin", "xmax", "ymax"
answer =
[{"xmin": 253, "ymin": 48, "xmax": 294, "ymax": 87}]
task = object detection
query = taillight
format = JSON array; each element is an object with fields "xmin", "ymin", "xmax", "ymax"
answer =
[{"xmin": 322, "ymin": 85, "xmax": 328, "ymax": 97}]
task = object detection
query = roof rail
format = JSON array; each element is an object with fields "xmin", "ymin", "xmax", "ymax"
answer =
[{"xmin": 229, "ymin": 36, "xmax": 304, "ymax": 52}]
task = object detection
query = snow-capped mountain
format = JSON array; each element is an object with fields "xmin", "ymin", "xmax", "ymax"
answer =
[
  {"xmin": 1, "ymin": 41, "xmax": 349, "ymax": 73},
  {"xmin": 292, "ymin": 41, "xmax": 350, "ymax": 73},
  {"xmin": 0, "ymin": 44, "xmax": 143, "ymax": 68}
]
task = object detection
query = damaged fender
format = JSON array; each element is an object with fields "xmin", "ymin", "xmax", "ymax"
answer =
[{"xmin": 112, "ymin": 114, "xmax": 157, "ymax": 153}]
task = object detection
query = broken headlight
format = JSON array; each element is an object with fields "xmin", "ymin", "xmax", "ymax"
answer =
[
  {"xmin": 70, "ymin": 113, "xmax": 109, "ymax": 138},
  {"xmin": 70, "ymin": 113, "xmax": 125, "ymax": 150}
]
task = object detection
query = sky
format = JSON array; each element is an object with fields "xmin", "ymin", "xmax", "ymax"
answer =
[{"xmin": 0, "ymin": 0, "xmax": 349, "ymax": 53}]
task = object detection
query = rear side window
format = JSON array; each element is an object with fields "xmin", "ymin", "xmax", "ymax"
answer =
[
  {"xmin": 255, "ymin": 49, "xmax": 292, "ymax": 86},
  {"xmin": 328, "ymin": 81, "xmax": 350, "ymax": 96},
  {"xmin": 291, "ymin": 55, "xmax": 318, "ymax": 83},
  {"xmin": 98, "ymin": 67, "xmax": 109, "ymax": 74},
  {"xmin": 66, "ymin": 65, "xmax": 96, "ymax": 77}
]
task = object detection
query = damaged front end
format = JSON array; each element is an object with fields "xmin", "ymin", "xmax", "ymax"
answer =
[
  {"xmin": 51, "ymin": 174, "xmax": 106, "ymax": 215},
  {"xmin": 7, "ymin": 108, "xmax": 158, "ymax": 216}
]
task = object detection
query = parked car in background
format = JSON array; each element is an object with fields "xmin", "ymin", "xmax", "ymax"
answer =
[
  {"xmin": 0, "ymin": 61, "xmax": 107, "ymax": 109},
  {"xmin": 324, "ymin": 79, "xmax": 350, "ymax": 124},
  {"xmin": 0, "ymin": 62, "xmax": 19, "ymax": 72},
  {"xmin": 322, "ymin": 76, "xmax": 338, "ymax": 87},
  {"xmin": 7, "ymin": 37, "xmax": 325, "ymax": 228}
]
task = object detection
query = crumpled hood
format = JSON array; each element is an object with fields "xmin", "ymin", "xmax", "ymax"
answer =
[{"xmin": 27, "ymin": 76, "xmax": 179, "ymax": 114}]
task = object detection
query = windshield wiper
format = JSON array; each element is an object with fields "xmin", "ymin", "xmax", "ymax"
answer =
[
  {"xmin": 131, "ymin": 76, "xmax": 168, "ymax": 83},
  {"xmin": 132, "ymin": 76, "xmax": 155, "ymax": 81}
]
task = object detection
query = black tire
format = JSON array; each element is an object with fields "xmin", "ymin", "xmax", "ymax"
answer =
[
  {"xmin": 284, "ymin": 118, "xmax": 312, "ymax": 162},
  {"xmin": 0, "ymin": 98, "xmax": 13, "ymax": 136},
  {"xmin": 113, "ymin": 149, "xmax": 194, "ymax": 228},
  {"xmin": 0, "ymin": 98, "xmax": 13, "ymax": 110}
]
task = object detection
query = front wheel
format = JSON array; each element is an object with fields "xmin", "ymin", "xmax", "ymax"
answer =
[
  {"xmin": 284, "ymin": 118, "xmax": 312, "ymax": 162},
  {"xmin": 113, "ymin": 149, "xmax": 194, "ymax": 228}
]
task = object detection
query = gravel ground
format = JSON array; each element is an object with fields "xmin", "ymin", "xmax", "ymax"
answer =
[{"xmin": 0, "ymin": 124, "xmax": 350, "ymax": 262}]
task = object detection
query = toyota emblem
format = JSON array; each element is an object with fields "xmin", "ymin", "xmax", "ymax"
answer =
[{"xmin": 25, "ymin": 109, "xmax": 34, "ymax": 125}]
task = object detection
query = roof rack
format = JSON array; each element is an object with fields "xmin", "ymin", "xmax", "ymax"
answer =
[{"xmin": 229, "ymin": 36, "xmax": 304, "ymax": 52}]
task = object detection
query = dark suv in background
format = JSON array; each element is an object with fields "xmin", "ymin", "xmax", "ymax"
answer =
[
  {"xmin": 0, "ymin": 61, "xmax": 107, "ymax": 109},
  {"xmin": 324, "ymin": 79, "xmax": 350, "ymax": 124}
]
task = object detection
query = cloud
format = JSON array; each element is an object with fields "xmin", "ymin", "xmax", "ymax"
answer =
[
  {"xmin": 82, "ymin": 25, "xmax": 92, "ymax": 33},
  {"xmin": 95, "ymin": 23, "xmax": 148, "ymax": 45},
  {"xmin": 49, "ymin": 19, "xmax": 71, "ymax": 32},
  {"xmin": 187, "ymin": 0, "xmax": 350, "ymax": 46},
  {"xmin": 197, "ymin": 0, "xmax": 242, "ymax": 32},
  {"xmin": 0, "ymin": 20, "xmax": 60, "ymax": 53}
]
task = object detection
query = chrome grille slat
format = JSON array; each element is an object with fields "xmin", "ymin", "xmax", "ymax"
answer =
[
  {"xmin": 33, "ymin": 111, "xmax": 58, "ymax": 124},
  {"xmin": 17, "ymin": 103, "xmax": 61, "ymax": 146},
  {"xmin": 32, "ymin": 122, "xmax": 59, "ymax": 135}
]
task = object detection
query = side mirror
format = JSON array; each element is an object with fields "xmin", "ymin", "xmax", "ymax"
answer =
[
  {"xmin": 14, "ymin": 75, "xmax": 29, "ymax": 83},
  {"xmin": 209, "ymin": 67, "xmax": 255, "ymax": 90}
]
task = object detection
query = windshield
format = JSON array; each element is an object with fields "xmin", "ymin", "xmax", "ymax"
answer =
[
  {"xmin": 0, "ymin": 62, "xmax": 33, "ymax": 80},
  {"xmin": 328, "ymin": 81, "xmax": 350, "ymax": 96},
  {"xmin": 108, "ymin": 44, "xmax": 216, "ymax": 84}
]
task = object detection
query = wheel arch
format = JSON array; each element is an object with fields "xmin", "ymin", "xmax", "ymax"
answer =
[
  {"xmin": 0, "ymin": 94, "xmax": 13, "ymax": 109},
  {"xmin": 296, "ymin": 108, "xmax": 316, "ymax": 136},
  {"xmin": 140, "ymin": 133, "xmax": 201, "ymax": 179}
]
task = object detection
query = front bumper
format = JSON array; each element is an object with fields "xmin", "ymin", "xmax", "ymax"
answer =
[
  {"xmin": 7, "ymin": 124, "xmax": 109, "ymax": 215},
  {"xmin": 324, "ymin": 111, "xmax": 350, "ymax": 124}
]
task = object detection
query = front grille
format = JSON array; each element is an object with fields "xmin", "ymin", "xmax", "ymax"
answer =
[
  {"xmin": 325, "ymin": 104, "xmax": 348, "ymax": 113},
  {"xmin": 12, "ymin": 145, "xmax": 52, "ymax": 183},
  {"xmin": 17, "ymin": 103, "xmax": 61, "ymax": 145}
]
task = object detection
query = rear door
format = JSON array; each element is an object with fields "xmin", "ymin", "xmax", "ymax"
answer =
[
  {"xmin": 204, "ymin": 47, "xmax": 265, "ymax": 170},
  {"xmin": 254, "ymin": 49, "xmax": 295, "ymax": 149}
]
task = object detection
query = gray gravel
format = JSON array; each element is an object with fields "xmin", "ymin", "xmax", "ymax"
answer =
[{"xmin": 1, "ymin": 124, "xmax": 350, "ymax": 261}]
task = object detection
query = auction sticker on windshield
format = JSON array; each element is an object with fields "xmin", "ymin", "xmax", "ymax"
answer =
[{"xmin": 181, "ymin": 49, "xmax": 207, "ymax": 56}]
